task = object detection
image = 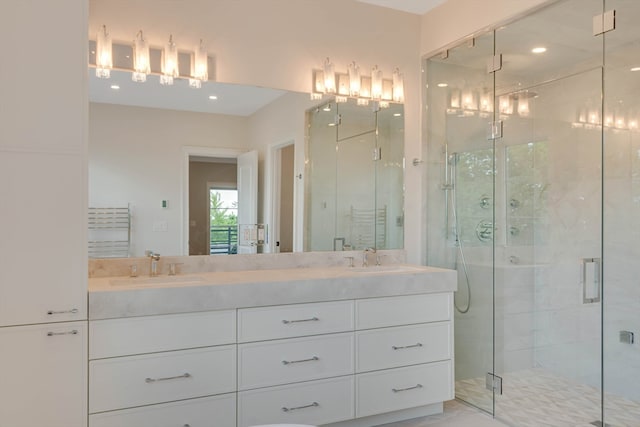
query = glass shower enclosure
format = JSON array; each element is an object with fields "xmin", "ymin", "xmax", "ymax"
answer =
[{"xmin": 425, "ymin": 0, "xmax": 640, "ymax": 425}]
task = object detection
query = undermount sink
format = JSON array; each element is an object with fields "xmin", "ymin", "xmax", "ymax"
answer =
[
  {"xmin": 110, "ymin": 276, "xmax": 205, "ymax": 287},
  {"xmin": 346, "ymin": 265, "xmax": 425, "ymax": 274}
]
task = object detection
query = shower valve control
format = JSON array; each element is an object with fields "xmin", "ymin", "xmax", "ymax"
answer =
[{"xmin": 620, "ymin": 330, "xmax": 635, "ymax": 345}]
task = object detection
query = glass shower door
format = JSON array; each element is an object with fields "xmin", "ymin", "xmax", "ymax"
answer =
[
  {"xmin": 602, "ymin": 0, "xmax": 640, "ymax": 425},
  {"xmin": 425, "ymin": 31, "xmax": 496, "ymax": 415},
  {"xmin": 494, "ymin": 1, "xmax": 604, "ymax": 425}
]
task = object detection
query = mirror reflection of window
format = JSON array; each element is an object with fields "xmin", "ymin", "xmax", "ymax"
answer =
[{"xmin": 209, "ymin": 189, "xmax": 238, "ymax": 255}]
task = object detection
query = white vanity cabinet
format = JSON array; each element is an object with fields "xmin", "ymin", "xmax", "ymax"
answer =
[
  {"xmin": 0, "ymin": 322, "xmax": 87, "ymax": 427},
  {"xmin": 237, "ymin": 301, "xmax": 356, "ymax": 427},
  {"xmin": 354, "ymin": 294, "xmax": 454, "ymax": 418},
  {"xmin": 88, "ymin": 310, "xmax": 237, "ymax": 427},
  {"xmin": 88, "ymin": 282, "xmax": 455, "ymax": 427}
]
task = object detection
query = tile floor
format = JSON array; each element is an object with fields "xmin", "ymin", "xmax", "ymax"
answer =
[
  {"xmin": 378, "ymin": 400, "xmax": 506, "ymax": 427},
  {"xmin": 455, "ymin": 368, "xmax": 640, "ymax": 427}
]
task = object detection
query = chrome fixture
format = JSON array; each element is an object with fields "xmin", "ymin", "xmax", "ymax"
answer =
[
  {"xmin": 145, "ymin": 250, "xmax": 161, "ymax": 277},
  {"xmin": 362, "ymin": 247, "xmax": 377, "ymax": 267},
  {"xmin": 476, "ymin": 220, "xmax": 493, "ymax": 243},
  {"xmin": 169, "ymin": 262, "xmax": 182, "ymax": 276}
]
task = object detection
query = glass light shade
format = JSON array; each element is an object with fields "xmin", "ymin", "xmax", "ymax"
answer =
[
  {"xmin": 132, "ymin": 30, "xmax": 150, "ymax": 82},
  {"xmin": 480, "ymin": 92, "xmax": 493, "ymax": 112},
  {"xmin": 517, "ymin": 97, "xmax": 530, "ymax": 116},
  {"xmin": 335, "ymin": 95, "xmax": 348, "ymax": 103},
  {"xmin": 337, "ymin": 74, "xmax": 349, "ymax": 96},
  {"xmin": 371, "ymin": 65, "xmax": 383, "ymax": 100},
  {"xmin": 323, "ymin": 58, "xmax": 336, "ymax": 94},
  {"xmin": 357, "ymin": 98, "xmax": 369, "ymax": 106},
  {"xmin": 160, "ymin": 35, "xmax": 179, "ymax": 86},
  {"xmin": 392, "ymin": 68, "xmax": 404, "ymax": 103},
  {"xmin": 461, "ymin": 87, "xmax": 477, "ymax": 110},
  {"xmin": 449, "ymin": 89, "xmax": 461, "ymax": 109},
  {"xmin": 499, "ymin": 95, "xmax": 513, "ymax": 114},
  {"xmin": 588, "ymin": 109, "xmax": 600, "ymax": 125},
  {"xmin": 191, "ymin": 39, "xmax": 208, "ymax": 85},
  {"xmin": 348, "ymin": 61, "xmax": 360, "ymax": 96},
  {"xmin": 95, "ymin": 25, "xmax": 112, "ymax": 79}
]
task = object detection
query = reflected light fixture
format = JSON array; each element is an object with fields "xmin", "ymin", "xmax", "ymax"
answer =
[
  {"xmin": 392, "ymin": 68, "xmax": 404, "ymax": 103},
  {"xmin": 323, "ymin": 58, "xmax": 336, "ymax": 94},
  {"xmin": 110, "ymin": 84, "xmax": 120, "ymax": 90},
  {"xmin": 132, "ymin": 30, "xmax": 150, "ymax": 82},
  {"xmin": 631, "ymin": 67, "xmax": 640, "ymax": 72},
  {"xmin": 348, "ymin": 61, "xmax": 360, "ymax": 97},
  {"xmin": 160, "ymin": 35, "xmax": 179, "ymax": 86},
  {"xmin": 95, "ymin": 25, "xmax": 112, "ymax": 79},
  {"xmin": 208, "ymin": 95, "xmax": 218, "ymax": 100},
  {"xmin": 189, "ymin": 39, "xmax": 208, "ymax": 89},
  {"xmin": 371, "ymin": 65, "xmax": 383, "ymax": 100},
  {"xmin": 531, "ymin": 46, "xmax": 547, "ymax": 54},
  {"xmin": 437, "ymin": 83, "xmax": 448, "ymax": 88}
]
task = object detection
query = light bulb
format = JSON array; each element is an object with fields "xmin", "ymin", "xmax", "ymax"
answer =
[
  {"xmin": 323, "ymin": 58, "xmax": 336, "ymax": 94},
  {"xmin": 348, "ymin": 61, "xmax": 360, "ymax": 97},
  {"xmin": 189, "ymin": 39, "xmax": 208, "ymax": 88},
  {"xmin": 392, "ymin": 68, "xmax": 404, "ymax": 103},
  {"xmin": 371, "ymin": 65, "xmax": 383, "ymax": 100}
]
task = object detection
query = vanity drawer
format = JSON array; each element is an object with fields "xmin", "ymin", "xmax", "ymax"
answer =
[
  {"xmin": 238, "ymin": 376, "xmax": 354, "ymax": 427},
  {"xmin": 89, "ymin": 393, "xmax": 236, "ymax": 427},
  {"xmin": 89, "ymin": 310, "xmax": 236, "ymax": 359},
  {"xmin": 356, "ymin": 293, "xmax": 451, "ymax": 330},
  {"xmin": 356, "ymin": 322, "xmax": 452, "ymax": 373},
  {"xmin": 356, "ymin": 361, "xmax": 453, "ymax": 418},
  {"xmin": 89, "ymin": 345, "xmax": 236, "ymax": 413},
  {"xmin": 238, "ymin": 332, "xmax": 354, "ymax": 390},
  {"xmin": 238, "ymin": 300, "xmax": 354, "ymax": 342}
]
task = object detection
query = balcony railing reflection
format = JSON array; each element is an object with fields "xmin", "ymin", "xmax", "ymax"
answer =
[{"xmin": 210, "ymin": 225, "xmax": 238, "ymax": 255}]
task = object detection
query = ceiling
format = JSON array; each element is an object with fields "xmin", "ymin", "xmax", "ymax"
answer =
[{"xmin": 356, "ymin": 0, "xmax": 447, "ymax": 15}]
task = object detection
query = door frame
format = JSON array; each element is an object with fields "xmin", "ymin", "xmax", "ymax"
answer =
[
  {"xmin": 264, "ymin": 139, "xmax": 297, "ymax": 253},
  {"xmin": 181, "ymin": 146, "xmax": 246, "ymax": 256}
]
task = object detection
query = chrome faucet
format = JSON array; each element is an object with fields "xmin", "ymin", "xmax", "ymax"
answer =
[
  {"xmin": 145, "ymin": 250, "xmax": 161, "ymax": 277},
  {"xmin": 362, "ymin": 247, "xmax": 377, "ymax": 267}
]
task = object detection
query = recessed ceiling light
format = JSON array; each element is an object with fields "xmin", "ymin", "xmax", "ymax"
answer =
[
  {"xmin": 110, "ymin": 84, "xmax": 120, "ymax": 90},
  {"xmin": 437, "ymin": 83, "xmax": 448, "ymax": 88},
  {"xmin": 631, "ymin": 67, "xmax": 640, "ymax": 71},
  {"xmin": 531, "ymin": 47, "xmax": 547, "ymax": 54},
  {"xmin": 208, "ymin": 95, "xmax": 218, "ymax": 100}
]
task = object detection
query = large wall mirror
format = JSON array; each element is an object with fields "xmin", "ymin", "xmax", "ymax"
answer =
[{"xmin": 88, "ymin": 71, "xmax": 404, "ymax": 258}]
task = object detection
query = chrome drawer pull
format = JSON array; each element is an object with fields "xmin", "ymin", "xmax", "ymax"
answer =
[
  {"xmin": 282, "ymin": 356, "xmax": 319, "ymax": 365},
  {"xmin": 47, "ymin": 308, "xmax": 79, "ymax": 315},
  {"xmin": 145, "ymin": 373, "xmax": 191, "ymax": 383},
  {"xmin": 282, "ymin": 401, "xmax": 319, "ymax": 412},
  {"xmin": 282, "ymin": 317, "xmax": 319, "ymax": 324},
  {"xmin": 392, "ymin": 384, "xmax": 423, "ymax": 393},
  {"xmin": 392, "ymin": 343, "xmax": 423, "ymax": 350},
  {"xmin": 47, "ymin": 330, "xmax": 78, "ymax": 337}
]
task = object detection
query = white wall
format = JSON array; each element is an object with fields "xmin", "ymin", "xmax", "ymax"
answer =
[
  {"xmin": 89, "ymin": 103, "xmax": 249, "ymax": 256},
  {"xmin": 89, "ymin": 0, "xmax": 424, "ymax": 261}
]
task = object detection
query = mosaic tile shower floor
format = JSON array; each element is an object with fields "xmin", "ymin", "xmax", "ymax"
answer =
[{"xmin": 455, "ymin": 369, "xmax": 640, "ymax": 427}]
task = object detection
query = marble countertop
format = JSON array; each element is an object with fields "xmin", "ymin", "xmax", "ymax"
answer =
[{"xmin": 88, "ymin": 264, "xmax": 457, "ymax": 320}]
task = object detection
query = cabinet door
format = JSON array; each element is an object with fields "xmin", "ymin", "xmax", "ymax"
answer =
[
  {"xmin": 0, "ymin": 322, "xmax": 87, "ymax": 427},
  {"xmin": 0, "ymin": 151, "xmax": 86, "ymax": 326}
]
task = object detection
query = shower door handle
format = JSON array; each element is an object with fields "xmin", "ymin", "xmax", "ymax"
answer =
[{"xmin": 581, "ymin": 257, "xmax": 601, "ymax": 304}]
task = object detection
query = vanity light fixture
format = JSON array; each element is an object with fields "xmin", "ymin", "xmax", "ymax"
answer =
[
  {"xmin": 95, "ymin": 25, "xmax": 112, "ymax": 79},
  {"xmin": 189, "ymin": 39, "xmax": 208, "ymax": 89},
  {"xmin": 531, "ymin": 46, "xmax": 547, "ymax": 54},
  {"xmin": 311, "ymin": 61, "xmax": 403, "ymax": 107},
  {"xmin": 89, "ymin": 31, "xmax": 213, "ymax": 88},
  {"xmin": 132, "ymin": 30, "xmax": 150, "ymax": 82},
  {"xmin": 160, "ymin": 35, "xmax": 179, "ymax": 86}
]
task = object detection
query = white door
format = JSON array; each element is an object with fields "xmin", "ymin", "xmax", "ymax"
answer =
[{"xmin": 237, "ymin": 150, "xmax": 258, "ymax": 254}]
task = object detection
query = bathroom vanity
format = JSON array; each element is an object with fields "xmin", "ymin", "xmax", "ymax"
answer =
[{"xmin": 87, "ymin": 263, "xmax": 456, "ymax": 427}]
